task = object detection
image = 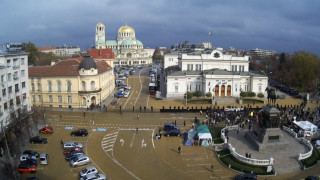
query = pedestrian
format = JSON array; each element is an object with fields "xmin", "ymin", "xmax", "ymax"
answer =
[
  {"xmin": 61, "ymin": 139, "xmax": 64, "ymax": 146},
  {"xmin": 60, "ymin": 115, "xmax": 62, "ymax": 119},
  {"xmin": 178, "ymin": 146, "xmax": 181, "ymax": 154},
  {"xmin": 184, "ymin": 120, "xmax": 186, "ymax": 127},
  {"xmin": 136, "ymin": 128, "xmax": 138, "ymax": 134},
  {"xmin": 137, "ymin": 114, "xmax": 140, "ymax": 120},
  {"xmin": 211, "ymin": 164, "xmax": 214, "ymax": 172},
  {"xmin": 249, "ymin": 153, "xmax": 251, "ymax": 158},
  {"xmin": 174, "ymin": 120, "xmax": 176, "ymax": 126},
  {"xmin": 245, "ymin": 152, "xmax": 248, "ymax": 158},
  {"xmin": 83, "ymin": 112, "xmax": 85, "ymax": 117},
  {"xmin": 159, "ymin": 130, "xmax": 162, "ymax": 139},
  {"xmin": 226, "ymin": 136, "xmax": 229, "ymax": 143}
]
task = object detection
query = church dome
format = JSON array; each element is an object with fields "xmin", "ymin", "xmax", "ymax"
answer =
[
  {"xmin": 118, "ymin": 25, "xmax": 135, "ymax": 34},
  {"xmin": 136, "ymin": 40, "xmax": 143, "ymax": 46},
  {"xmin": 79, "ymin": 55, "xmax": 97, "ymax": 70},
  {"xmin": 97, "ymin": 22, "xmax": 105, "ymax": 28},
  {"xmin": 121, "ymin": 40, "xmax": 135, "ymax": 46}
]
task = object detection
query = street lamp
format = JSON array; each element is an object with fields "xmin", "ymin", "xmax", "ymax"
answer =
[{"xmin": 185, "ymin": 71, "xmax": 187, "ymax": 105}]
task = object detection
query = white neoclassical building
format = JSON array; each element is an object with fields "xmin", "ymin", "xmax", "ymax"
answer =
[
  {"xmin": 95, "ymin": 22, "xmax": 154, "ymax": 66},
  {"xmin": 165, "ymin": 48, "xmax": 268, "ymax": 98}
]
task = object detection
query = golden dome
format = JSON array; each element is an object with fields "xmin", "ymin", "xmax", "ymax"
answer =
[
  {"xmin": 97, "ymin": 22, "xmax": 105, "ymax": 27},
  {"xmin": 118, "ymin": 25, "xmax": 135, "ymax": 34}
]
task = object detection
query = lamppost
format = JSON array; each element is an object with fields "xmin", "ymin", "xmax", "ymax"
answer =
[{"xmin": 185, "ymin": 71, "xmax": 187, "ymax": 105}]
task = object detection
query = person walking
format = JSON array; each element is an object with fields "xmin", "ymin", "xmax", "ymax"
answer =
[
  {"xmin": 211, "ymin": 164, "xmax": 214, "ymax": 172},
  {"xmin": 184, "ymin": 120, "xmax": 186, "ymax": 127},
  {"xmin": 178, "ymin": 146, "xmax": 181, "ymax": 154},
  {"xmin": 137, "ymin": 114, "xmax": 140, "ymax": 120}
]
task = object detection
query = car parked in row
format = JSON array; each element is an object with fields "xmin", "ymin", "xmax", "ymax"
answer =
[
  {"xmin": 39, "ymin": 153, "xmax": 49, "ymax": 165},
  {"xmin": 20, "ymin": 154, "xmax": 37, "ymax": 162},
  {"xmin": 18, "ymin": 163, "xmax": 36, "ymax": 174},
  {"xmin": 64, "ymin": 147, "xmax": 83, "ymax": 155},
  {"xmin": 23, "ymin": 150, "xmax": 39, "ymax": 158},
  {"xmin": 71, "ymin": 129, "xmax": 88, "ymax": 137},
  {"xmin": 164, "ymin": 123, "xmax": 180, "ymax": 131},
  {"xmin": 124, "ymin": 91, "xmax": 130, "ymax": 98},
  {"xmin": 39, "ymin": 126, "xmax": 53, "ymax": 134},
  {"xmin": 30, "ymin": 136, "xmax": 48, "ymax": 144},
  {"xmin": 69, "ymin": 155, "xmax": 90, "ymax": 167},
  {"xmin": 63, "ymin": 142, "xmax": 84, "ymax": 149},
  {"xmin": 79, "ymin": 166, "xmax": 98, "ymax": 177},
  {"xmin": 80, "ymin": 173, "xmax": 106, "ymax": 180},
  {"xmin": 165, "ymin": 129, "xmax": 181, "ymax": 137},
  {"xmin": 66, "ymin": 151, "xmax": 84, "ymax": 161}
]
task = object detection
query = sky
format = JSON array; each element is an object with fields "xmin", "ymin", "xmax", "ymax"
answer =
[{"xmin": 0, "ymin": 0, "xmax": 320, "ymax": 55}]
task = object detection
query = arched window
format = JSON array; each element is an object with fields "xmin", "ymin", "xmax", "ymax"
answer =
[
  {"xmin": 48, "ymin": 81, "xmax": 52, "ymax": 92},
  {"xmin": 82, "ymin": 81, "xmax": 86, "ymax": 91},
  {"xmin": 49, "ymin": 95, "xmax": 53, "ymax": 103},
  {"xmin": 57, "ymin": 81, "xmax": 62, "ymax": 92},
  {"xmin": 82, "ymin": 97, "xmax": 86, "ymax": 106},
  {"xmin": 91, "ymin": 81, "xmax": 95, "ymax": 91},
  {"xmin": 67, "ymin": 81, "xmax": 71, "ymax": 92}
]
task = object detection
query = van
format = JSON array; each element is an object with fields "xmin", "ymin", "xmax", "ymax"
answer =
[{"xmin": 39, "ymin": 153, "xmax": 49, "ymax": 165}]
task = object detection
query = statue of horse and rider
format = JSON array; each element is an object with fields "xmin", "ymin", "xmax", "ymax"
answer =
[{"xmin": 265, "ymin": 87, "xmax": 276, "ymax": 106}]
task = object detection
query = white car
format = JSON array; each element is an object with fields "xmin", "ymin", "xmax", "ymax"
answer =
[
  {"xmin": 63, "ymin": 142, "xmax": 83, "ymax": 149},
  {"xmin": 69, "ymin": 155, "xmax": 90, "ymax": 167},
  {"xmin": 126, "ymin": 85, "xmax": 131, "ymax": 90},
  {"xmin": 20, "ymin": 154, "xmax": 36, "ymax": 162},
  {"xmin": 79, "ymin": 166, "xmax": 98, "ymax": 177},
  {"xmin": 124, "ymin": 91, "xmax": 130, "ymax": 98},
  {"xmin": 118, "ymin": 76, "xmax": 126, "ymax": 80},
  {"xmin": 80, "ymin": 174, "xmax": 106, "ymax": 180}
]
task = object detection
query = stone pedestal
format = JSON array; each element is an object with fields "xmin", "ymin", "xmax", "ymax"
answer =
[{"xmin": 245, "ymin": 105, "xmax": 288, "ymax": 152}]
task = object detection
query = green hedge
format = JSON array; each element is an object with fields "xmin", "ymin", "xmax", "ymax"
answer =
[
  {"xmin": 193, "ymin": 91, "xmax": 203, "ymax": 97},
  {"xmin": 240, "ymin": 92, "xmax": 256, "ymax": 97},
  {"xmin": 257, "ymin": 93, "xmax": 264, "ymax": 98}
]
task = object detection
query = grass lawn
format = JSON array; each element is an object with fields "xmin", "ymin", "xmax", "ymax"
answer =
[
  {"xmin": 217, "ymin": 149, "xmax": 274, "ymax": 175},
  {"xmin": 209, "ymin": 126, "xmax": 224, "ymax": 144},
  {"xmin": 301, "ymin": 145, "xmax": 320, "ymax": 168}
]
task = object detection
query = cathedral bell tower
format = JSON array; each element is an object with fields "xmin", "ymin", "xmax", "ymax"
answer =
[{"xmin": 95, "ymin": 22, "xmax": 106, "ymax": 49}]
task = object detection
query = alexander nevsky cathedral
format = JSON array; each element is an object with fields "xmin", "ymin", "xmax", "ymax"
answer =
[{"xmin": 95, "ymin": 22, "xmax": 154, "ymax": 66}]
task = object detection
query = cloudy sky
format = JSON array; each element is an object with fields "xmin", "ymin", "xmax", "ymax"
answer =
[{"xmin": 1, "ymin": 0, "xmax": 319, "ymax": 55}]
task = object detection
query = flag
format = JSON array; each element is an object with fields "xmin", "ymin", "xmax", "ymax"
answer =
[{"xmin": 208, "ymin": 32, "xmax": 212, "ymax": 36}]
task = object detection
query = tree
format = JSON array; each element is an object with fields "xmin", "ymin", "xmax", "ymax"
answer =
[{"xmin": 22, "ymin": 42, "xmax": 40, "ymax": 65}]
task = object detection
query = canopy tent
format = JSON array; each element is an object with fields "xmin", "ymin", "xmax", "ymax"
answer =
[
  {"xmin": 293, "ymin": 121, "xmax": 318, "ymax": 136},
  {"xmin": 196, "ymin": 125, "xmax": 212, "ymax": 146}
]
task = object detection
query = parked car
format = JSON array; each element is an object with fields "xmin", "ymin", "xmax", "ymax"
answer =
[
  {"xmin": 64, "ymin": 147, "xmax": 83, "ymax": 155},
  {"xmin": 69, "ymin": 155, "xmax": 90, "ymax": 167},
  {"xmin": 165, "ymin": 129, "xmax": 181, "ymax": 137},
  {"xmin": 124, "ymin": 91, "xmax": 130, "ymax": 98},
  {"xmin": 26, "ymin": 177, "xmax": 39, "ymax": 180},
  {"xmin": 311, "ymin": 136, "xmax": 320, "ymax": 143},
  {"xmin": 80, "ymin": 174, "xmax": 106, "ymax": 180},
  {"xmin": 63, "ymin": 142, "xmax": 83, "ymax": 149},
  {"xmin": 20, "ymin": 154, "xmax": 37, "ymax": 162},
  {"xmin": 125, "ymin": 85, "xmax": 131, "ymax": 90},
  {"xmin": 234, "ymin": 173, "xmax": 257, "ymax": 180},
  {"xmin": 117, "ymin": 91, "xmax": 123, "ymax": 98},
  {"xmin": 39, "ymin": 126, "xmax": 53, "ymax": 134},
  {"xmin": 23, "ymin": 150, "xmax": 39, "ymax": 158},
  {"xmin": 71, "ymin": 129, "xmax": 88, "ymax": 137},
  {"xmin": 30, "ymin": 136, "xmax": 47, "ymax": 144},
  {"xmin": 24, "ymin": 159, "xmax": 37, "ymax": 166},
  {"xmin": 118, "ymin": 76, "xmax": 126, "ymax": 80},
  {"xmin": 18, "ymin": 163, "xmax": 36, "ymax": 174},
  {"xmin": 305, "ymin": 176, "xmax": 319, "ymax": 180},
  {"xmin": 39, "ymin": 153, "xmax": 49, "ymax": 165},
  {"xmin": 66, "ymin": 151, "xmax": 84, "ymax": 161},
  {"xmin": 164, "ymin": 123, "xmax": 180, "ymax": 131},
  {"xmin": 79, "ymin": 166, "xmax": 98, "ymax": 177}
]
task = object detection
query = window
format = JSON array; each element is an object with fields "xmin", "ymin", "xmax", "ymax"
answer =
[
  {"xmin": 13, "ymin": 59, "xmax": 17, "ymax": 66},
  {"xmin": 16, "ymin": 96, "xmax": 21, "ymax": 105},
  {"xmin": 21, "ymin": 70, "xmax": 25, "ymax": 77},
  {"xmin": 21, "ymin": 58, "xmax": 25, "ymax": 65},
  {"xmin": 57, "ymin": 81, "xmax": 62, "ymax": 92},
  {"xmin": 82, "ymin": 97, "xmax": 86, "ymax": 106},
  {"xmin": 68, "ymin": 96, "xmax": 72, "ymax": 104},
  {"xmin": 31, "ymin": 83, "xmax": 35, "ymax": 91},
  {"xmin": 7, "ymin": 59, "xmax": 11, "ymax": 67},
  {"xmin": 2, "ymin": 89, "xmax": 6, "ymax": 96},
  {"xmin": 235, "ymin": 66, "xmax": 237, "ymax": 72},
  {"xmin": 91, "ymin": 81, "xmax": 95, "ymax": 91},
  {"xmin": 1, "ymin": 75, "xmax": 4, "ymax": 83},
  {"xmin": 4, "ymin": 102, "xmax": 7, "ymax": 110},
  {"xmin": 175, "ymin": 86, "xmax": 178, "ymax": 93},
  {"xmin": 58, "ymin": 96, "xmax": 62, "ymax": 103},
  {"xmin": 49, "ymin": 95, "xmax": 53, "ymax": 103},
  {"xmin": 48, "ymin": 81, "xmax": 52, "ymax": 92},
  {"xmin": 23, "ymin": 93, "xmax": 26, "ymax": 100},
  {"xmin": 37, "ymin": 83, "xmax": 41, "ymax": 91},
  {"xmin": 32, "ymin": 95, "xmax": 35, "ymax": 102},
  {"xmin": 8, "ymin": 86, "xmax": 12, "ymax": 94},
  {"xmin": 67, "ymin": 81, "xmax": 71, "ymax": 92},
  {"xmin": 22, "ymin": 82, "xmax": 25, "ymax": 88},
  {"xmin": 7, "ymin": 73, "xmax": 11, "ymax": 81},
  {"xmin": 38, "ymin": 95, "xmax": 42, "ymax": 102},
  {"xmin": 259, "ymin": 86, "xmax": 262, "ymax": 92},
  {"xmin": 82, "ymin": 81, "xmax": 86, "ymax": 91}
]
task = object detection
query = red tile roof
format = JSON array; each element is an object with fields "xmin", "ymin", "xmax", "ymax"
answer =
[
  {"xmin": 38, "ymin": 47, "xmax": 55, "ymax": 51},
  {"xmin": 67, "ymin": 57, "xmax": 84, "ymax": 62},
  {"xmin": 87, "ymin": 49, "xmax": 115, "ymax": 59},
  {"xmin": 29, "ymin": 59, "xmax": 112, "ymax": 77}
]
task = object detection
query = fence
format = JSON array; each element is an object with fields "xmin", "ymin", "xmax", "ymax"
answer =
[
  {"xmin": 282, "ymin": 126, "xmax": 297, "ymax": 138},
  {"xmin": 220, "ymin": 125, "xmax": 273, "ymax": 166}
]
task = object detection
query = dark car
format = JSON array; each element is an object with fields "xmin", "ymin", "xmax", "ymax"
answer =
[
  {"xmin": 234, "ymin": 173, "xmax": 257, "ymax": 180},
  {"xmin": 311, "ymin": 136, "xmax": 320, "ymax": 143},
  {"xmin": 23, "ymin": 150, "xmax": 39, "ymax": 158},
  {"xmin": 66, "ymin": 151, "xmax": 84, "ymax": 161},
  {"xmin": 18, "ymin": 163, "xmax": 36, "ymax": 174},
  {"xmin": 30, "ymin": 136, "xmax": 48, "ymax": 144},
  {"xmin": 71, "ymin": 129, "xmax": 88, "ymax": 137},
  {"xmin": 26, "ymin": 177, "xmax": 40, "ymax": 180},
  {"xmin": 24, "ymin": 159, "xmax": 38, "ymax": 166},
  {"xmin": 305, "ymin": 176, "xmax": 319, "ymax": 180},
  {"xmin": 164, "ymin": 123, "xmax": 180, "ymax": 131},
  {"xmin": 165, "ymin": 129, "xmax": 181, "ymax": 137}
]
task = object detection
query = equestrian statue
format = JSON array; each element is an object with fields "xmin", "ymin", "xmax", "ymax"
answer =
[{"xmin": 265, "ymin": 87, "xmax": 276, "ymax": 106}]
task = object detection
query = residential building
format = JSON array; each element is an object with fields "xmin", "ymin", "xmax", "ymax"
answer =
[
  {"xmin": 28, "ymin": 55, "xmax": 114, "ymax": 109},
  {"xmin": 249, "ymin": 48, "xmax": 277, "ymax": 59},
  {"xmin": 38, "ymin": 45, "xmax": 81, "ymax": 57},
  {"xmin": 0, "ymin": 43, "xmax": 31, "ymax": 129}
]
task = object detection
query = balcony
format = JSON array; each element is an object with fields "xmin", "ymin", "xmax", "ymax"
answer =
[
  {"xmin": 13, "ymin": 65, "xmax": 20, "ymax": 70},
  {"xmin": 78, "ymin": 88, "xmax": 102, "ymax": 94}
]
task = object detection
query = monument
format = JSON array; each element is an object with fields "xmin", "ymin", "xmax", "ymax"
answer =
[{"xmin": 245, "ymin": 105, "xmax": 289, "ymax": 152}]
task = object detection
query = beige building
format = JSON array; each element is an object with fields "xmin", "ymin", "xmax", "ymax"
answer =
[{"xmin": 28, "ymin": 55, "xmax": 114, "ymax": 109}]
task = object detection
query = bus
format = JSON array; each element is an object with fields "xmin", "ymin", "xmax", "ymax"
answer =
[{"xmin": 149, "ymin": 83, "xmax": 157, "ymax": 95}]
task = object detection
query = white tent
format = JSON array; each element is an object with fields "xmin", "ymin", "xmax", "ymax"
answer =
[
  {"xmin": 196, "ymin": 125, "xmax": 212, "ymax": 146},
  {"xmin": 293, "ymin": 121, "xmax": 318, "ymax": 136}
]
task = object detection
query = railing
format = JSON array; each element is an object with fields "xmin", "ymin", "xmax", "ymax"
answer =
[
  {"xmin": 78, "ymin": 88, "xmax": 102, "ymax": 94},
  {"xmin": 221, "ymin": 125, "xmax": 273, "ymax": 166},
  {"xmin": 282, "ymin": 126, "xmax": 297, "ymax": 138},
  {"xmin": 298, "ymin": 138, "xmax": 313, "ymax": 160}
]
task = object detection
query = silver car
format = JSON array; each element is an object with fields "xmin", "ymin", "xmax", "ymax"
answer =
[
  {"xmin": 79, "ymin": 166, "xmax": 98, "ymax": 177},
  {"xmin": 69, "ymin": 155, "xmax": 90, "ymax": 167},
  {"xmin": 39, "ymin": 153, "xmax": 49, "ymax": 165},
  {"xmin": 80, "ymin": 174, "xmax": 106, "ymax": 180},
  {"xmin": 63, "ymin": 142, "xmax": 83, "ymax": 149}
]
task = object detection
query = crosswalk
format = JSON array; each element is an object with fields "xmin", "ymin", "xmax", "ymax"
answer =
[{"xmin": 101, "ymin": 132, "xmax": 118, "ymax": 152}]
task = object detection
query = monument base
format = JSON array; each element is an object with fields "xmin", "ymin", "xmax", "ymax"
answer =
[{"xmin": 245, "ymin": 125, "xmax": 289, "ymax": 152}]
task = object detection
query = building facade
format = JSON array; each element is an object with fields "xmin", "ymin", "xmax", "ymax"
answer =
[
  {"xmin": 95, "ymin": 22, "xmax": 154, "ymax": 66},
  {"xmin": 166, "ymin": 49, "xmax": 268, "ymax": 98},
  {"xmin": 87, "ymin": 48, "xmax": 115, "ymax": 68},
  {"xmin": 28, "ymin": 56, "xmax": 114, "ymax": 109},
  {"xmin": 0, "ymin": 46, "xmax": 31, "ymax": 129},
  {"xmin": 38, "ymin": 46, "xmax": 81, "ymax": 57}
]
